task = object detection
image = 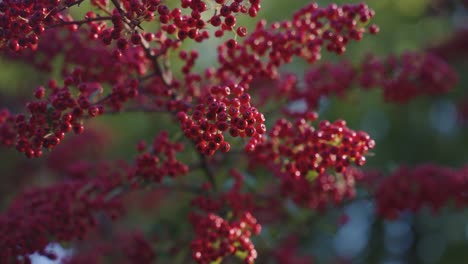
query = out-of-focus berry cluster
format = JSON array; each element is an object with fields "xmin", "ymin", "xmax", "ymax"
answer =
[{"xmin": 374, "ymin": 164, "xmax": 468, "ymax": 219}]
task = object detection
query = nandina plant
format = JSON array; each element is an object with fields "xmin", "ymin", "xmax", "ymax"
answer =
[{"xmin": 0, "ymin": 0, "xmax": 466, "ymax": 263}]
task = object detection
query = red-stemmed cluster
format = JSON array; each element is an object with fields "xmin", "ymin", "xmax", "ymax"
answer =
[
  {"xmin": 0, "ymin": 175, "xmax": 125, "ymax": 263},
  {"xmin": 251, "ymin": 116, "xmax": 374, "ymax": 174},
  {"xmin": 177, "ymin": 84, "xmax": 266, "ymax": 155},
  {"xmin": 0, "ymin": 0, "xmax": 85, "ymax": 52},
  {"xmin": 189, "ymin": 211, "xmax": 261, "ymax": 264},
  {"xmin": 46, "ymin": 128, "xmax": 111, "ymax": 179},
  {"xmin": 189, "ymin": 169, "xmax": 262, "ymax": 264},
  {"xmin": 249, "ymin": 115, "xmax": 374, "ymax": 209},
  {"xmin": 0, "ymin": 130, "xmax": 190, "ymax": 262},
  {"xmin": 300, "ymin": 61, "xmax": 355, "ymax": 109},
  {"xmin": 132, "ymin": 131, "xmax": 189, "ymax": 182},
  {"xmin": 288, "ymin": 51, "xmax": 459, "ymax": 110},
  {"xmin": 0, "ymin": 25, "xmax": 162, "ymax": 158},
  {"xmin": 0, "ymin": 77, "xmax": 106, "ymax": 158},
  {"xmin": 157, "ymin": 0, "xmax": 260, "ymax": 42},
  {"xmin": 359, "ymin": 52, "xmax": 458, "ymax": 103},
  {"xmin": 215, "ymin": 3, "xmax": 378, "ymax": 82},
  {"xmin": 374, "ymin": 164, "xmax": 468, "ymax": 219}
]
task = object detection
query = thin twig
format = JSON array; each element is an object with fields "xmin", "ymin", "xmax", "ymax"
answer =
[
  {"xmin": 199, "ymin": 154, "xmax": 217, "ymax": 191},
  {"xmin": 48, "ymin": 16, "xmax": 112, "ymax": 29}
]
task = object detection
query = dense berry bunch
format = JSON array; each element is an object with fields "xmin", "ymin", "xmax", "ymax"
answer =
[
  {"xmin": 215, "ymin": 2, "xmax": 378, "ymax": 81},
  {"xmin": 249, "ymin": 115, "xmax": 374, "ymax": 208},
  {"xmin": 289, "ymin": 51, "xmax": 459, "ymax": 109},
  {"xmin": 189, "ymin": 212, "xmax": 260, "ymax": 264},
  {"xmin": 0, "ymin": 79, "xmax": 105, "ymax": 158},
  {"xmin": 0, "ymin": 176, "xmax": 124, "ymax": 262},
  {"xmin": 0, "ymin": 23, "xmax": 158, "ymax": 157},
  {"xmin": 157, "ymin": 0, "xmax": 260, "ymax": 42},
  {"xmin": 177, "ymin": 84, "xmax": 266, "ymax": 155},
  {"xmin": 0, "ymin": 0, "xmax": 83, "ymax": 52},
  {"xmin": 188, "ymin": 169, "xmax": 263, "ymax": 263},
  {"xmin": 46, "ymin": 128, "xmax": 111, "ymax": 178},
  {"xmin": 251, "ymin": 116, "xmax": 375, "ymax": 174},
  {"xmin": 374, "ymin": 164, "xmax": 468, "ymax": 219},
  {"xmin": 359, "ymin": 52, "xmax": 458, "ymax": 103},
  {"xmin": 133, "ymin": 131, "xmax": 189, "ymax": 182},
  {"xmin": 300, "ymin": 61, "xmax": 356, "ymax": 109},
  {"xmin": 0, "ymin": 130, "xmax": 189, "ymax": 262}
]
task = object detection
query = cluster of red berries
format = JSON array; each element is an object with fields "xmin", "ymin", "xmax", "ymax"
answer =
[
  {"xmin": 0, "ymin": 176, "xmax": 125, "ymax": 262},
  {"xmin": 190, "ymin": 211, "xmax": 261, "ymax": 264},
  {"xmin": 282, "ymin": 167, "xmax": 365, "ymax": 210},
  {"xmin": 63, "ymin": 232, "xmax": 156, "ymax": 264},
  {"xmin": 189, "ymin": 169, "xmax": 263, "ymax": 263},
  {"xmin": 133, "ymin": 131, "xmax": 189, "ymax": 182},
  {"xmin": 360, "ymin": 52, "xmax": 458, "ymax": 103},
  {"xmin": 252, "ymin": 116, "xmax": 375, "ymax": 174},
  {"xmin": 289, "ymin": 51, "xmax": 459, "ymax": 109},
  {"xmin": 157, "ymin": 0, "xmax": 260, "ymax": 43},
  {"xmin": 215, "ymin": 2, "xmax": 378, "ymax": 82},
  {"xmin": 177, "ymin": 84, "xmax": 266, "ymax": 155},
  {"xmin": 107, "ymin": 0, "xmax": 160, "ymax": 27},
  {"xmin": 0, "ymin": 129, "xmax": 191, "ymax": 262},
  {"xmin": 0, "ymin": 26, "xmax": 156, "ymax": 158},
  {"xmin": 46, "ymin": 128, "xmax": 111, "ymax": 179},
  {"xmin": 375, "ymin": 164, "xmax": 468, "ymax": 219},
  {"xmin": 0, "ymin": 0, "xmax": 82, "ymax": 52},
  {"xmin": 0, "ymin": 76, "xmax": 108, "ymax": 158},
  {"xmin": 249, "ymin": 115, "xmax": 374, "ymax": 208},
  {"xmin": 300, "ymin": 61, "xmax": 355, "ymax": 109}
]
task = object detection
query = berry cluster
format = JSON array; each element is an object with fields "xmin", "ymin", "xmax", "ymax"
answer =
[
  {"xmin": 46, "ymin": 128, "xmax": 111, "ymax": 179},
  {"xmin": 0, "ymin": 0, "xmax": 83, "ymax": 52},
  {"xmin": 300, "ymin": 61, "xmax": 355, "ymax": 109},
  {"xmin": 0, "ymin": 78, "xmax": 106, "ymax": 158},
  {"xmin": 215, "ymin": 3, "xmax": 378, "ymax": 81},
  {"xmin": 253, "ymin": 116, "xmax": 375, "ymax": 174},
  {"xmin": 133, "ymin": 131, "xmax": 189, "ymax": 182},
  {"xmin": 375, "ymin": 164, "xmax": 468, "ymax": 219},
  {"xmin": 0, "ymin": 130, "xmax": 189, "ymax": 262},
  {"xmin": 288, "ymin": 51, "xmax": 459, "ymax": 109},
  {"xmin": 249, "ymin": 115, "xmax": 374, "ymax": 208},
  {"xmin": 177, "ymin": 84, "xmax": 266, "ymax": 155},
  {"xmin": 0, "ymin": 177, "xmax": 124, "ymax": 262},
  {"xmin": 158, "ymin": 0, "xmax": 260, "ymax": 42},
  {"xmin": 189, "ymin": 169, "xmax": 263, "ymax": 263},
  {"xmin": 190, "ymin": 212, "xmax": 261, "ymax": 264},
  {"xmin": 360, "ymin": 52, "xmax": 458, "ymax": 103}
]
